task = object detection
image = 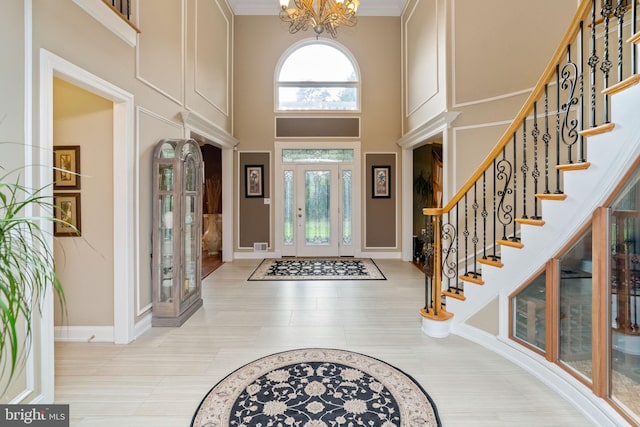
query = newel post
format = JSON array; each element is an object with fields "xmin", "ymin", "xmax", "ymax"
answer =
[{"xmin": 420, "ymin": 208, "xmax": 453, "ymax": 337}]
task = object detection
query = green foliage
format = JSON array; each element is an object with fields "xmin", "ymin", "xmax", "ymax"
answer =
[{"xmin": 0, "ymin": 171, "xmax": 67, "ymax": 396}]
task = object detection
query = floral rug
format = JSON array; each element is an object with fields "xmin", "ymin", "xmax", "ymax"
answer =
[
  {"xmin": 191, "ymin": 348, "xmax": 441, "ymax": 427},
  {"xmin": 248, "ymin": 258, "xmax": 386, "ymax": 281}
]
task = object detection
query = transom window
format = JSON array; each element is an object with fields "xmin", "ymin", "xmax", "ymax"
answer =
[{"xmin": 276, "ymin": 41, "xmax": 360, "ymax": 111}]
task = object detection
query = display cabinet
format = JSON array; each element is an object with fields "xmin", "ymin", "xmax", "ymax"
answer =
[{"xmin": 152, "ymin": 138, "xmax": 203, "ymax": 326}]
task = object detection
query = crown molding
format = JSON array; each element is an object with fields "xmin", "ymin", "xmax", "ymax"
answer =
[{"xmin": 228, "ymin": 0, "xmax": 407, "ymax": 16}]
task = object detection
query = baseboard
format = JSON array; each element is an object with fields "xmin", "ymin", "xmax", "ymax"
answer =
[
  {"xmin": 54, "ymin": 326, "xmax": 114, "ymax": 342},
  {"xmin": 358, "ymin": 251, "xmax": 402, "ymax": 259},
  {"xmin": 453, "ymin": 323, "xmax": 629, "ymax": 427},
  {"xmin": 134, "ymin": 312, "xmax": 152, "ymax": 339},
  {"xmin": 233, "ymin": 251, "xmax": 281, "ymax": 259}
]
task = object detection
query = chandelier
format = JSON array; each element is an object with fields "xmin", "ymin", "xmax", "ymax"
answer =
[{"xmin": 278, "ymin": 0, "xmax": 360, "ymax": 39}]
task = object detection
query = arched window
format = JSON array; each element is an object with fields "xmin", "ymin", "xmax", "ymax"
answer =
[{"xmin": 276, "ymin": 40, "xmax": 360, "ymax": 111}]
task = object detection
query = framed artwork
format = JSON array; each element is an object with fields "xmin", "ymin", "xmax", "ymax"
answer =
[
  {"xmin": 54, "ymin": 193, "xmax": 81, "ymax": 236},
  {"xmin": 245, "ymin": 165, "xmax": 264, "ymax": 198},
  {"xmin": 53, "ymin": 146, "xmax": 81, "ymax": 190},
  {"xmin": 372, "ymin": 165, "xmax": 391, "ymax": 198}
]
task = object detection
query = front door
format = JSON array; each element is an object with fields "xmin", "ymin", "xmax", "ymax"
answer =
[{"xmin": 296, "ymin": 164, "xmax": 339, "ymax": 256}]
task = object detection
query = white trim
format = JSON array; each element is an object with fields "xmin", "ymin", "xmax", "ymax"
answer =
[
  {"xmin": 72, "ymin": 0, "xmax": 137, "ymax": 47},
  {"xmin": 133, "ymin": 312, "xmax": 153, "ymax": 339},
  {"xmin": 397, "ymin": 111, "xmax": 460, "ymax": 148},
  {"xmin": 194, "ymin": 0, "xmax": 230, "ymax": 116},
  {"xmin": 229, "ymin": 0, "xmax": 407, "ymax": 16},
  {"xmin": 274, "ymin": 39, "xmax": 361, "ymax": 113},
  {"xmin": 237, "ymin": 151, "xmax": 273, "ymax": 251},
  {"xmin": 359, "ymin": 251, "xmax": 403, "ymax": 259},
  {"xmin": 274, "ymin": 142, "xmax": 362, "ymax": 257},
  {"xmin": 363, "ymin": 152, "xmax": 399, "ymax": 251},
  {"xmin": 40, "ymin": 50, "xmax": 137, "ymax": 352},
  {"xmin": 22, "ymin": 0, "xmax": 40, "ymax": 403},
  {"xmin": 233, "ymin": 251, "xmax": 281, "ymax": 259},
  {"xmin": 404, "ymin": 0, "xmax": 440, "ymax": 117},
  {"xmin": 136, "ymin": 106, "xmax": 182, "ymax": 316},
  {"xmin": 54, "ymin": 326, "xmax": 114, "ymax": 343},
  {"xmin": 135, "ymin": 0, "xmax": 184, "ymax": 105},
  {"xmin": 181, "ymin": 111, "xmax": 239, "ymax": 148},
  {"xmin": 181, "ymin": 112, "xmax": 237, "ymax": 263},
  {"xmin": 453, "ymin": 87, "xmax": 534, "ymax": 109},
  {"xmin": 454, "ymin": 324, "xmax": 630, "ymax": 427}
]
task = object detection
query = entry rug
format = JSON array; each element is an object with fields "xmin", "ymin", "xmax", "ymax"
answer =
[
  {"xmin": 191, "ymin": 348, "xmax": 441, "ymax": 427},
  {"xmin": 248, "ymin": 258, "xmax": 386, "ymax": 281}
]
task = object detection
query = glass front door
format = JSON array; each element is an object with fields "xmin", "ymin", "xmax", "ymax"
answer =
[{"xmin": 297, "ymin": 165, "xmax": 339, "ymax": 256}]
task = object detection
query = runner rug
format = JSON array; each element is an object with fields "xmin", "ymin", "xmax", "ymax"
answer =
[
  {"xmin": 191, "ymin": 348, "xmax": 441, "ymax": 427},
  {"xmin": 248, "ymin": 258, "xmax": 386, "ymax": 281}
]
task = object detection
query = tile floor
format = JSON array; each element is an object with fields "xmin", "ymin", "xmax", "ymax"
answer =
[{"xmin": 55, "ymin": 259, "xmax": 592, "ymax": 426}]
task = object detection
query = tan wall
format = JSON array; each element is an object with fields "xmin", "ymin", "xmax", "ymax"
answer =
[
  {"xmin": 32, "ymin": 0, "xmax": 234, "ymax": 323},
  {"xmin": 53, "ymin": 78, "xmax": 114, "ymax": 327},
  {"xmin": 365, "ymin": 153, "xmax": 397, "ymax": 248},
  {"xmin": 234, "ymin": 15, "xmax": 402, "ymax": 252},
  {"xmin": 239, "ymin": 152, "xmax": 271, "ymax": 248}
]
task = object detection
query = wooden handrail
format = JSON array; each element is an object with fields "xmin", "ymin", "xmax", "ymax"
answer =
[{"xmin": 441, "ymin": 0, "xmax": 593, "ymax": 214}]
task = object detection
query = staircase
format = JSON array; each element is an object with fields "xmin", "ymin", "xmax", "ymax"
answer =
[{"xmin": 421, "ymin": 1, "xmax": 640, "ymax": 425}]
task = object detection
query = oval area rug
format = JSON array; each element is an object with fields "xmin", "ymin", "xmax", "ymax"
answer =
[{"xmin": 191, "ymin": 348, "xmax": 441, "ymax": 427}]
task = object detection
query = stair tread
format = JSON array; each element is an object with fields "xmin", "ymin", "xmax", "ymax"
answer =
[
  {"xmin": 516, "ymin": 218, "xmax": 545, "ymax": 227},
  {"xmin": 603, "ymin": 74, "xmax": 640, "ymax": 96},
  {"xmin": 443, "ymin": 290, "xmax": 466, "ymax": 301},
  {"xmin": 536, "ymin": 193, "xmax": 568, "ymax": 201},
  {"xmin": 496, "ymin": 239, "xmax": 524, "ymax": 249},
  {"xmin": 556, "ymin": 162, "xmax": 590, "ymax": 171},
  {"xmin": 579, "ymin": 122, "xmax": 615, "ymax": 137},
  {"xmin": 478, "ymin": 257, "xmax": 503, "ymax": 268},
  {"xmin": 460, "ymin": 273, "xmax": 484, "ymax": 285}
]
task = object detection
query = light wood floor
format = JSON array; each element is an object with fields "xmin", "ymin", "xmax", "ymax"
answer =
[{"xmin": 55, "ymin": 259, "xmax": 592, "ymax": 426}]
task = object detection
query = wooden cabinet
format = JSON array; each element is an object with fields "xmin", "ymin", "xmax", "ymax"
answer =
[{"xmin": 152, "ymin": 138, "xmax": 203, "ymax": 326}]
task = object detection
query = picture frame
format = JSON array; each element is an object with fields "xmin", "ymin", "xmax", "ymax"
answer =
[
  {"xmin": 53, "ymin": 145, "xmax": 81, "ymax": 190},
  {"xmin": 372, "ymin": 165, "xmax": 391, "ymax": 198},
  {"xmin": 245, "ymin": 165, "xmax": 264, "ymax": 198},
  {"xmin": 54, "ymin": 193, "xmax": 81, "ymax": 237}
]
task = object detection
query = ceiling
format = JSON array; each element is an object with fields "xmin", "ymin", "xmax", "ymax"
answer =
[{"xmin": 228, "ymin": 0, "xmax": 409, "ymax": 17}]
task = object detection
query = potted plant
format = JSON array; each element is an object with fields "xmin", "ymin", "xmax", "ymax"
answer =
[{"xmin": 0, "ymin": 169, "xmax": 67, "ymax": 396}]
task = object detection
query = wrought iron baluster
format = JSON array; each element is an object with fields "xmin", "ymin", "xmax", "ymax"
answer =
[
  {"xmin": 521, "ymin": 120, "xmax": 528, "ymax": 220},
  {"xmin": 532, "ymin": 102, "xmax": 541, "ymax": 219},
  {"xmin": 543, "ymin": 84, "xmax": 551, "ymax": 194},
  {"xmin": 555, "ymin": 64, "xmax": 563, "ymax": 194},
  {"xmin": 633, "ymin": 0, "xmax": 637, "ymax": 75},
  {"xmin": 497, "ymin": 146, "xmax": 514, "ymax": 241},
  {"xmin": 588, "ymin": 1, "xmax": 599, "ymax": 128},
  {"xmin": 441, "ymin": 210, "xmax": 458, "ymax": 295},
  {"xmin": 615, "ymin": 0, "xmax": 626, "ymax": 83},
  {"xmin": 482, "ymin": 171, "xmax": 488, "ymax": 261},
  {"xmin": 561, "ymin": 44, "xmax": 579, "ymax": 164},
  {"xmin": 472, "ymin": 182, "xmax": 479, "ymax": 278},
  {"xmin": 492, "ymin": 158, "xmax": 498, "ymax": 261},
  {"xmin": 601, "ymin": 0, "xmax": 614, "ymax": 123},
  {"xmin": 463, "ymin": 193, "xmax": 469, "ymax": 276},
  {"xmin": 578, "ymin": 21, "xmax": 585, "ymax": 162}
]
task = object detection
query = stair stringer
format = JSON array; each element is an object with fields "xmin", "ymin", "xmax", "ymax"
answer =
[{"xmin": 439, "ymin": 82, "xmax": 640, "ymax": 426}]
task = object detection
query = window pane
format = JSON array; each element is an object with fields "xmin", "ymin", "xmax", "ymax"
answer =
[
  {"xmin": 278, "ymin": 87, "xmax": 357, "ymax": 110},
  {"xmin": 559, "ymin": 227, "xmax": 593, "ymax": 381},
  {"xmin": 512, "ymin": 272, "xmax": 546, "ymax": 351},
  {"xmin": 284, "ymin": 170, "xmax": 294, "ymax": 246},
  {"xmin": 342, "ymin": 170, "xmax": 352, "ymax": 246},
  {"xmin": 610, "ymin": 168, "xmax": 640, "ymax": 419},
  {"xmin": 279, "ymin": 44, "xmax": 357, "ymax": 82},
  {"xmin": 282, "ymin": 149, "xmax": 354, "ymax": 163},
  {"xmin": 305, "ymin": 170, "xmax": 331, "ymax": 245}
]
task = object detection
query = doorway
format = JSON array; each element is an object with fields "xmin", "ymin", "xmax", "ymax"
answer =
[
  {"xmin": 198, "ymin": 140, "xmax": 223, "ymax": 278},
  {"xmin": 276, "ymin": 142, "xmax": 361, "ymax": 258}
]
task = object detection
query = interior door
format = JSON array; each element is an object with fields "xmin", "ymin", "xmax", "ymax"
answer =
[{"xmin": 295, "ymin": 164, "xmax": 340, "ymax": 257}]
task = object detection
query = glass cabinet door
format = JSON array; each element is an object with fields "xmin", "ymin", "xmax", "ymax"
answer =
[{"xmin": 159, "ymin": 170, "xmax": 174, "ymax": 304}]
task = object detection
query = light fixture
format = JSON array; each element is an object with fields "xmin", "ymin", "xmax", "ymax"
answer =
[{"xmin": 278, "ymin": 0, "xmax": 360, "ymax": 39}]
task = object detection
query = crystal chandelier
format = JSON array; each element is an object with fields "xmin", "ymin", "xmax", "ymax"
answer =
[{"xmin": 278, "ymin": 0, "xmax": 360, "ymax": 39}]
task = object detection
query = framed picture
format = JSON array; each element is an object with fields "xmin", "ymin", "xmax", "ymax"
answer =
[
  {"xmin": 372, "ymin": 165, "xmax": 391, "ymax": 198},
  {"xmin": 54, "ymin": 193, "xmax": 81, "ymax": 236},
  {"xmin": 245, "ymin": 165, "xmax": 264, "ymax": 198},
  {"xmin": 53, "ymin": 146, "xmax": 81, "ymax": 190}
]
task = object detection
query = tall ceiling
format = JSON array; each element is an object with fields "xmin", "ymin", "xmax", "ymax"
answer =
[{"xmin": 228, "ymin": 0, "xmax": 409, "ymax": 16}]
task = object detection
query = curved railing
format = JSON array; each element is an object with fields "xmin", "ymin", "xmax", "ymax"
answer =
[{"xmin": 421, "ymin": 0, "xmax": 639, "ymax": 320}]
